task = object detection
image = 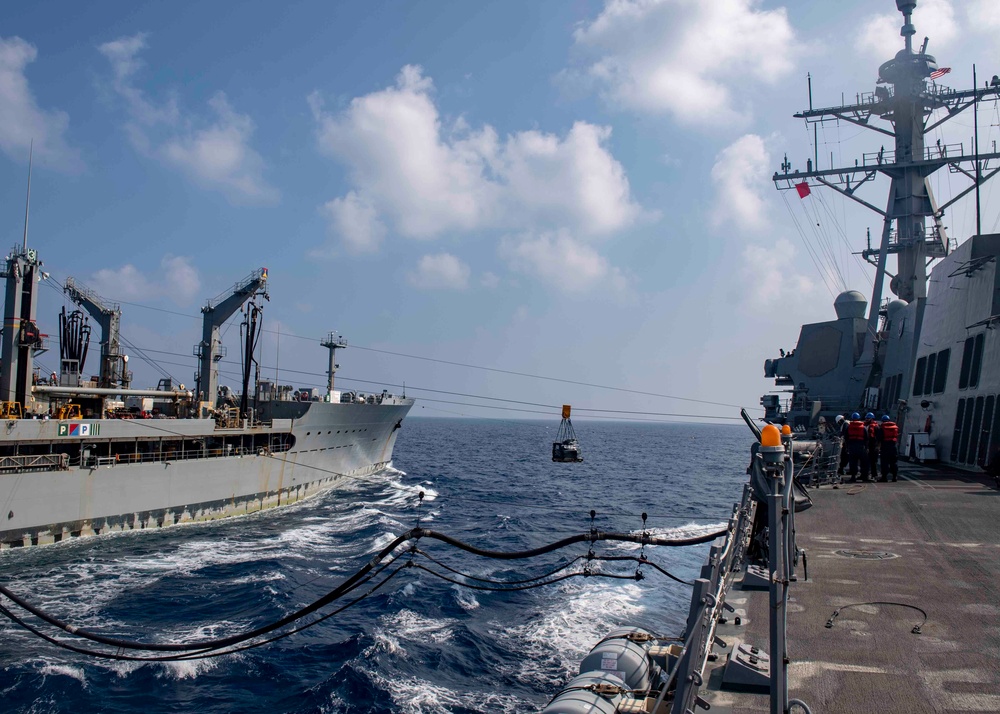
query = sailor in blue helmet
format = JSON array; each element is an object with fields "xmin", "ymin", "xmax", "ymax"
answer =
[
  {"xmin": 876, "ymin": 414, "xmax": 900, "ymax": 482},
  {"xmin": 846, "ymin": 412, "xmax": 868, "ymax": 482},
  {"xmin": 864, "ymin": 412, "xmax": 879, "ymax": 481}
]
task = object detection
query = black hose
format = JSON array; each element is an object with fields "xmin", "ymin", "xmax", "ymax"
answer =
[{"xmin": 0, "ymin": 526, "xmax": 726, "ymax": 654}]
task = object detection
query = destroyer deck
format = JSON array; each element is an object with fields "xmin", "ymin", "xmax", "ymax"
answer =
[{"xmin": 705, "ymin": 463, "xmax": 1000, "ymax": 713}]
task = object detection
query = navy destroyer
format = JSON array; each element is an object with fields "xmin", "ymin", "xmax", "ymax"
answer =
[
  {"xmin": 544, "ymin": 3, "xmax": 1000, "ymax": 711},
  {"xmin": 762, "ymin": 0, "xmax": 1000, "ymax": 472},
  {"xmin": 0, "ymin": 245, "xmax": 413, "ymax": 548}
]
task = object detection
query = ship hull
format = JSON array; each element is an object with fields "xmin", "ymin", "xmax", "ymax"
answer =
[{"xmin": 0, "ymin": 400, "xmax": 413, "ymax": 548}]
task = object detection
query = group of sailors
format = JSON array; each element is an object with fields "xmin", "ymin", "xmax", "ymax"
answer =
[{"xmin": 836, "ymin": 412, "xmax": 899, "ymax": 483}]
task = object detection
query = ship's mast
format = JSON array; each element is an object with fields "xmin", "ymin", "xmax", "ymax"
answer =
[
  {"xmin": 321, "ymin": 331, "xmax": 347, "ymax": 397},
  {"xmin": 773, "ymin": 0, "xmax": 1000, "ymax": 365},
  {"xmin": 0, "ymin": 148, "xmax": 47, "ymax": 409}
]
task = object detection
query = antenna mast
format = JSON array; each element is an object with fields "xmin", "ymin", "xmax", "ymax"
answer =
[
  {"xmin": 974, "ymin": 64, "xmax": 982, "ymax": 236},
  {"xmin": 321, "ymin": 331, "xmax": 348, "ymax": 398},
  {"xmin": 22, "ymin": 140, "xmax": 32, "ymax": 251},
  {"xmin": 774, "ymin": 0, "xmax": 1000, "ymax": 315}
]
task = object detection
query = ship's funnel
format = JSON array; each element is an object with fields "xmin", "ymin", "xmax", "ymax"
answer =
[{"xmin": 834, "ymin": 290, "xmax": 867, "ymax": 320}]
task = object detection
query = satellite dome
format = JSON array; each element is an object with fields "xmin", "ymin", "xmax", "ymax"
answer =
[
  {"xmin": 886, "ymin": 299, "xmax": 908, "ymax": 321},
  {"xmin": 834, "ymin": 290, "xmax": 867, "ymax": 320}
]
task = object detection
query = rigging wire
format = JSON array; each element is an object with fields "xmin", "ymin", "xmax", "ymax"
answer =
[
  {"xmin": 796, "ymin": 122, "xmax": 849, "ymax": 291},
  {"xmin": 35, "ymin": 287, "xmax": 740, "ymax": 411},
  {"xmin": 84, "ymin": 418, "xmax": 737, "ymax": 526},
  {"xmin": 802, "ymin": 196, "xmax": 848, "ymax": 291},
  {"xmin": 81, "ymin": 345, "xmax": 742, "ymax": 421},
  {"xmin": 40, "ymin": 276, "xmax": 178, "ymax": 383},
  {"xmin": 815, "ymin": 191, "xmax": 874, "ymax": 289},
  {"xmin": 780, "ymin": 192, "xmax": 837, "ymax": 298}
]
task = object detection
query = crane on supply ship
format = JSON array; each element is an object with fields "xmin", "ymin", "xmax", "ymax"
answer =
[
  {"xmin": 63, "ymin": 277, "xmax": 131, "ymax": 390},
  {"xmin": 194, "ymin": 267, "xmax": 268, "ymax": 416}
]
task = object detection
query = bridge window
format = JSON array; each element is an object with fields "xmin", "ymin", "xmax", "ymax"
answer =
[
  {"xmin": 923, "ymin": 352, "xmax": 937, "ymax": 395},
  {"xmin": 932, "ymin": 348, "xmax": 950, "ymax": 394},
  {"xmin": 912, "ymin": 356, "xmax": 927, "ymax": 396},
  {"xmin": 969, "ymin": 333, "xmax": 985, "ymax": 389}
]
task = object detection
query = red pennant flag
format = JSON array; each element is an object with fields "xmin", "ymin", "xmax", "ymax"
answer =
[{"xmin": 795, "ymin": 182, "xmax": 811, "ymax": 198}]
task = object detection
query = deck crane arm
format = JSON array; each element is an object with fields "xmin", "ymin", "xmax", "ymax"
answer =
[
  {"xmin": 63, "ymin": 277, "xmax": 129, "ymax": 389},
  {"xmin": 196, "ymin": 268, "xmax": 269, "ymax": 412}
]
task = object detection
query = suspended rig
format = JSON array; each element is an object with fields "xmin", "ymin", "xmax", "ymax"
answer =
[{"xmin": 552, "ymin": 404, "xmax": 583, "ymax": 462}]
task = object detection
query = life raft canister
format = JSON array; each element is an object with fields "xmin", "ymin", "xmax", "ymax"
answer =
[
  {"xmin": 847, "ymin": 420, "xmax": 866, "ymax": 440},
  {"xmin": 881, "ymin": 422, "xmax": 899, "ymax": 442}
]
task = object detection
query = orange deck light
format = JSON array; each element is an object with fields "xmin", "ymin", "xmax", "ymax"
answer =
[
  {"xmin": 781, "ymin": 424, "xmax": 792, "ymax": 436},
  {"xmin": 761, "ymin": 424, "xmax": 781, "ymax": 447}
]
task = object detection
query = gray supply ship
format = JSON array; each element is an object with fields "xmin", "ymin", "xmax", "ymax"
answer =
[
  {"xmin": 0, "ymin": 251, "xmax": 413, "ymax": 548},
  {"xmin": 760, "ymin": 0, "xmax": 1000, "ymax": 472}
]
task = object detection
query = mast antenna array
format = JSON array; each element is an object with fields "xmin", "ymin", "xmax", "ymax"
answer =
[{"xmin": 772, "ymin": 0, "xmax": 1000, "ymax": 370}]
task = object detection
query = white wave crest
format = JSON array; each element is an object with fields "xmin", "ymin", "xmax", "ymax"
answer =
[
  {"xmin": 380, "ymin": 609, "xmax": 456, "ymax": 644},
  {"xmin": 491, "ymin": 579, "xmax": 646, "ymax": 687},
  {"xmin": 452, "ymin": 585, "xmax": 479, "ymax": 611},
  {"xmin": 38, "ymin": 660, "xmax": 87, "ymax": 688},
  {"xmin": 367, "ymin": 670, "xmax": 530, "ymax": 714}
]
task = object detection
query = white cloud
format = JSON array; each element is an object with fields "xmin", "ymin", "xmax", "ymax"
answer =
[
  {"xmin": 499, "ymin": 122, "xmax": 645, "ymax": 234},
  {"xmin": 407, "ymin": 253, "xmax": 471, "ymax": 290},
  {"xmin": 317, "ymin": 191, "xmax": 387, "ymax": 255},
  {"xmin": 310, "ymin": 65, "xmax": 642, "ymax": 252},
  {"xmin": 480, "ymin": 271, "xmax": 500, "ymax": 289},
  {"xmin": 967, "ymin": 0, "xmax": 1000, "ymax": 31},
  {"xmin": 310, "ymin": 70, "xmax": 497, "ymax": 239},
  {"xmin": 741, "ymin": 238, "xmax": 816, "ymax": 308},
  {"xmin": 710, "ymin": 134, "xmax": 771, "ymax": 231},
  {"xmin": 88, "ymin": 255, "xmax": 201, "ymax": 306},
  {"xmin": 160, "ymin": 255, "xmax": 201, "ymax": 304},
  {"xmin": 161, "ymin": 93, "xmax": 277, "ymax": 203},
  {"xmin": 98, "ymin": 33, "xmax": 178, "ymax": 126},
  {"xmin": 500, "ymin": 230, "xmax": 628, "ymax": 294},
  {"xmin": 0, "ymin": 36, "xmax": 81, "ymax": 170},
  {"xmin": 567, "ymin": 0, "xmax": 799, "ymax": 125},
  {"xmin": 856, "ymin": 0, "xmax": 957, "ymax": 58},
  {"xmin": 98, "ymin": 34, "xmax": 277, "ymax": 204}
]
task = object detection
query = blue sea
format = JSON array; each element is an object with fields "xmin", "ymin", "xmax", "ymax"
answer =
[{"xmin": 0, "ymin": 419, "xmax": 752, "ymax": 713}]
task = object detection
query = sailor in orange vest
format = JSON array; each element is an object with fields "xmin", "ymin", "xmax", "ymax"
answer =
[
  {"xmin": 876, "ymin": 415, "xmax": 899, "ymax": 482},
  {"xmin": 846, "ymin": 412, "xmax": 869, "ymax": 482}
]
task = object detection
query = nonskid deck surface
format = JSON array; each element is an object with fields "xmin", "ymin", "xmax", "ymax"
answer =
[{"xmin": 705, "ymin": 462, "xmax": 1000, "ymax": 713}]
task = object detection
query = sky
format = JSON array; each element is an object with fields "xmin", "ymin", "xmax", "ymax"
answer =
[{"xmin": 2, "ymin": 0, "xmax": 1000, "ymax": 425}]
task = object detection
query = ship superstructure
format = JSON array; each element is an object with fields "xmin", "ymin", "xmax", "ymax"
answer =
[
  {"xmin": 0, "ymin": 246, "xmax": 413, "ymax": 548},
  {"xmin": 764, "ymin": 0, "xmax": 1000, "ymax": 469}
]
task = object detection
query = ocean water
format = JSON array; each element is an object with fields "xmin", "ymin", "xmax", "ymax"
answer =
[{"xmin": 0, "ymin": 419, "xmax": 752, "ymax": 713}]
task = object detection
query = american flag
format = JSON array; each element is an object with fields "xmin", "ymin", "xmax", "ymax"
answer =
[{"xmin": 929, "ymin": 67, "xmax": 951, "ymax": 81}]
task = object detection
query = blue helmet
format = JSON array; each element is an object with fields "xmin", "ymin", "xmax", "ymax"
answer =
[
  {"xmin": 851, "ymin": 412, "xmax": 860, "ymax": 420},
  {"xmin": 881, "ymin": 415, "xmax": 890, "ymax": 421},
  {"xmin": 865, "ymin": 412, "xmax": 875, "ymax": 420}
]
